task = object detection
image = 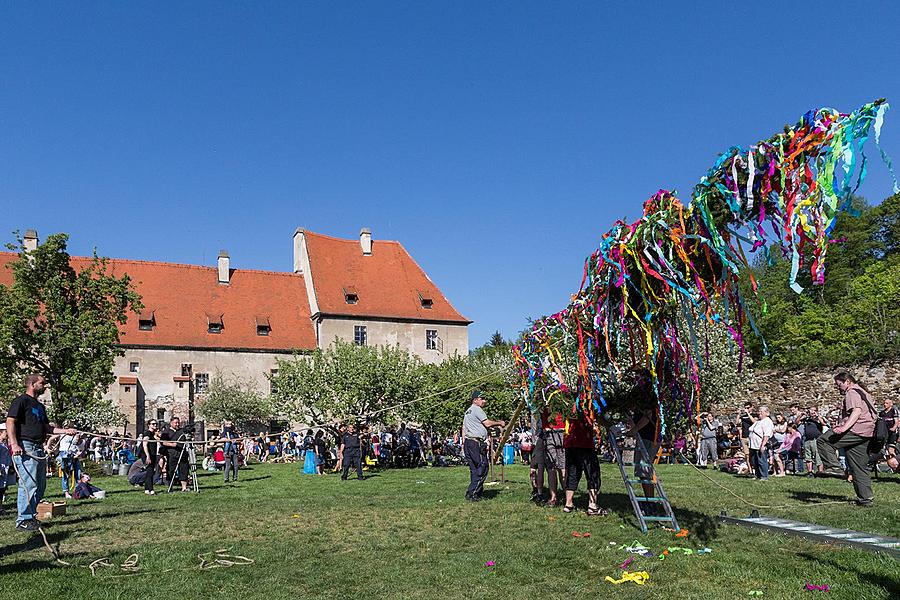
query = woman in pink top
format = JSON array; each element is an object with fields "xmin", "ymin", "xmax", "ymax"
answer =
[
  {"xmin": 775, "ymin": 424, "xmax": 802, "ymax": 476},
  {"xmin": 815, "ymin": 372, "xmax": 877, "ymax": 506}
]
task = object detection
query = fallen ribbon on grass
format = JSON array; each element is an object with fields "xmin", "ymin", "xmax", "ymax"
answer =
[
  {"xmin": 748, "ymin": 591, "xmax": 763, "ymax": 596},
  {"xmin": 805, "ymin": 582, "xmax": 830, "ymax": 592},
  {"xmin": 485, "ymin": 561, "xmax": 495, "ymax": 567},
  {"xmin": 696, "ymin": 548, "xmax": 713, "ymax": 555},
  {"xmin": 572, "ymin": 531, "xmax": 591, "ymax": 538},
  {"xmin": 605, "ymin": 570, "xmax": 650, "ymax": 586},
  {"xmin": 620, "ymin": 557, "xmax": 634, "ymax": 569},
  {"xmin": 675, "ymin": 528, "xmax": 689, "ymax": 538}
]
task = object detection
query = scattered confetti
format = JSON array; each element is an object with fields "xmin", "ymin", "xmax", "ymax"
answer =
[
  {"xmin": 484, "ymin": 561, "xmax": 495, "ymax": 567},
  {"xmin": 620, "ymin": 557, "xmax": 634, "ymax": 569}
]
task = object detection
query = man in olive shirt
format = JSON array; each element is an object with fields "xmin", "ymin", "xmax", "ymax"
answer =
[
  {"xmin": 462, "ymin": 390, "xmax": 505, "ymax": 502},
  {"xmin": 5, "ymin": 374, "xmax": 76, "ymax": 531}
]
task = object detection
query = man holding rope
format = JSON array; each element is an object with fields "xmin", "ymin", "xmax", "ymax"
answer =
[
  {"xmin": 462, "ymin": 390, "xmax": 504, "ymax": 502},
  {"xmin": 5, "ymin": 374, "xmax": 76, "ymax": 531}
]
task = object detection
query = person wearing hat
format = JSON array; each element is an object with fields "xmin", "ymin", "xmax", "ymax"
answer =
[{"xmin": 462, "ymin": 390, "xmax": 505, "ymax": 502}]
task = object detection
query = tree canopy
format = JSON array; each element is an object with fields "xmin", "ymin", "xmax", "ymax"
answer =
[
  {"xmin": 196, "ymin": 371, "xmax": 276, "ymax": 429},
  {"xmin": 0, "ymin": 233, "xmax": 142, "ymax": 426},
  {"xmin": 748, "ymin": 193, "xmax": 900, "ymax": 368}
]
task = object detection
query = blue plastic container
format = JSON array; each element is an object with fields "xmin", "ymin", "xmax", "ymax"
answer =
[
  {"xmin": 302, "ymin": 450, "xmax": 317, "ymax": 474},
  {"xmin": 503, "ymin": 444, "xmax": 515, "ymax": 465}
]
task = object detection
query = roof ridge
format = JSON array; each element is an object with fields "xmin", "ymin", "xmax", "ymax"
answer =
[
  {"xmin": 303, "ymin": 230, "xmax": 402, "ymax": 245},
  {"xmin": 1, "ymin": 251, "xmax": 301, "ymax": 278}
]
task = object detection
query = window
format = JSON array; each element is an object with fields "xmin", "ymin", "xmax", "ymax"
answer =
[
  {"xmin": 418, "ymin": 290, "xmax": 433, "ymax": 309},
  {"xmin": 129, "ymin": 362, "xmax": 139, "ymax": 373},
  {"xmin": 138, "ymin": 309, "xmax": 155, "ymax": 331},
  {"xmin": 181, "ymin": 364, "xmax": 192, "ymax": 377},
  {"xmin": 426, "ymin": 329, "xmax": 438, "ymax": 350},
  {"xmin": 195, "ymin": 372, "xmax": 210, "ymax": 394},
  {"xmin": 207, "ymin": 313, "xmax": 223, "ymax": 334},
  {"xmin": 343, "ymin": 286, "xmax": 359, "ymax": 305},
  {"xmin": 256, "ymin": 315, "xmax": 271, "ymax": 336},
  {"xmin": 354, "ymin": 325, "xmax": 367, "ymax": 346},
  {"xmin": 269, "ymin": 368, "xmax": 279, "ymax": 394},
  {"xmin": 124, "ymin": 386, "xmax": 131, "ymax": 393},
  {"xmin": 156, "ymin": 408, "xmax": 166, "ymax": 421}
]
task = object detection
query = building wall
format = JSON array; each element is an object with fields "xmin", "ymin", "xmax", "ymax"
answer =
[
  {"xmin": 317, "ymin": 317, "xmax": 469, "ymax": 365},
  {"xmin": 104, "ymin": 347, "xmax": 292, "ymax": 434}
]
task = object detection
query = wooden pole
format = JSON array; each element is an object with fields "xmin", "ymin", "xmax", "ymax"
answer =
[{"xmin": 491, "ymin": 396, "xmax": 527, "ymax": 464}]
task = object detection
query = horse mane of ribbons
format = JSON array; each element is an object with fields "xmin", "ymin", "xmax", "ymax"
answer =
[{"xmin": 513, "ymin": 100, "xmax": 897, "ymax": 434}]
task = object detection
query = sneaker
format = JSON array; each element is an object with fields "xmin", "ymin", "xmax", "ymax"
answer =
[
  {"xmin": 854, "ymin": 498, "xmax": 874, "ymax": 507},
  {"xmin": 16, "ymin": 520, "xmax": 39, "ymax": 532},
  {"xmin": 64, "ymin": 493, "xmax": 72, "ymax": 499}
]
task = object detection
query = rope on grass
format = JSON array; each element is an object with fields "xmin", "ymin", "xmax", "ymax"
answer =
[{"xmin": 685, "ymin": 460, "xmax": 849, "ymax": 510}]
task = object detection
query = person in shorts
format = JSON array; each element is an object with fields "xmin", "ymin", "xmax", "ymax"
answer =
[{"xmin": 562, "ymin": 412, "xmax": 607, "ymax": 516}]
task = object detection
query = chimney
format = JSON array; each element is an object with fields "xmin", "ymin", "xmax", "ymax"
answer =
[
  {"xmin": 24, "ymin": 229, "xmax": 39, "ymax": 253},
  {"xmin": 293, "ymin": 228, "xmax": 305, "ymax": 274},
  {"xmin": 359, "ymin": 227, "xmax": 372, "ymax": 256},
  {"xmin": 217, "ymin": 250, "xmax": 230, "ymax": 284}
]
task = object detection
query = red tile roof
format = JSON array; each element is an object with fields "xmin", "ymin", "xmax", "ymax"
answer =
[
  {"xmin": 304, "ymin": 231, "xmax": 471, "ymax": 323},
  {"xmin": 0, "ymin": 252, "xmax": 316, "ymax": 352}
]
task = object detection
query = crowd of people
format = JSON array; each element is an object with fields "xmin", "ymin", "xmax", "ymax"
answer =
[{"xmin": 2, "ymin": 370, "xmax": 898, "ymax": 531}]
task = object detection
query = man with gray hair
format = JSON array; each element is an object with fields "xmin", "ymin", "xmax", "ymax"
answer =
[
  {"xmin": 748, "ymin": 405, "xmax": 774, "ymax": 481},
  {"xmin": 462, "ymin": 390, "xmax": 505, "ymax": 502}
]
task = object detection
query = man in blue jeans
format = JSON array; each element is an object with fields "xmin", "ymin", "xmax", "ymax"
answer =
[
  {"xmin": 461, "ymin": 390, "xmax": 505, "ymax": 502},
  {"xmin": 5, "ymin": 374, "xmax": 76, "ymax": 531}
]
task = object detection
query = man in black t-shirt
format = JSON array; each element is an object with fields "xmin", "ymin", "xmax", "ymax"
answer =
[
  {"xmin": 5, "ymin": 374, "xmax": 76, "ymax": 531},
  {"xmin": 160, "ymin": 416, "xmax": 189, "ymax": 492},
  {"xmin": 339, "ymin": 423, "xmax": 364, "ymax": 480},
  {"xmin": 800, "ymin": 405, "xmax": 827, "ymax": 476},
  {"xmin": 737, "ymin": 402, "xmax": 756, "ymax": 459}
]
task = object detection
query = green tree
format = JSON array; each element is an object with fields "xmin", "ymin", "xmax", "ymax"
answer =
[
  {"xmin": 489, "ymin": 330, "xmax": 506, "ymax": 347},
  {"xmin": 271, "ymin": 340, "xmax": 425, "ymax": 430},
  {"xmin": 196, "ymin": 371, "xmax": 276, "ymax": 429},
  {"xmin": 409, "ymin": 344, "xmax": 517, "ymax": 434},
  {"xmin": 0, "ymin": 233, "xmax": 142, "ymax": 426}
]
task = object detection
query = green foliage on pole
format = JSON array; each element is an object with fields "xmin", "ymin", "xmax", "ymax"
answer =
[{"xmin": 0, "ymin": 232, "xmax": 142, "ymax": 426}]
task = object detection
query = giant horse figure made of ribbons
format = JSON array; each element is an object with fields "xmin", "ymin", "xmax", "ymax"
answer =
[{"xmin": 513, "ymin": 100, "xmax": 898, "ymax": 435}]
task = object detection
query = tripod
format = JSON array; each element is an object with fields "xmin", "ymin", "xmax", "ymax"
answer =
[{"xmin": 167, "ymin": 438, "xmax": 199, "ymax": 493}]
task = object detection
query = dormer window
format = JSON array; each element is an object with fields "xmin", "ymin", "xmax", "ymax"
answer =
[
  {"xmin": 256, "ymin": 315, "xmax": 271, "ymax": 336},
  {"xmin": 207, "ymin": 313, "xmax": 224, "ymax": 334},
  {"xmin": 138, "ymin": 309, "xmax": 156, "ymax": 331},
  {"xmin": 343, "ymin": 286, "xmax": 359, "ymax": 305},
  {"xmin": 418, "ymin": 291, "xmax": 433, "ymax": 309}
]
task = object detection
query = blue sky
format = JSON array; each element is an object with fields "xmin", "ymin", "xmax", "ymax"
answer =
[{"xmin": 2, "ymin": 3, "xmax": 899, "ymax": 348}]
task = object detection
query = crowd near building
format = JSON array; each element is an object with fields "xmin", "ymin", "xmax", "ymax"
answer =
[{"xmin": 0, "ymin": 228, "xmax": 471, "ymax": 434}]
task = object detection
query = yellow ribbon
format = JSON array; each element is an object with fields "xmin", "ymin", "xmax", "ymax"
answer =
[{"xmin": 604, "ymin": 570, "xmax": 650, "ymax": 585}]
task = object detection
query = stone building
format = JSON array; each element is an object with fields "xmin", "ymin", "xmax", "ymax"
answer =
[{"xmin": 0, "ymin": 228, "xmax": 470, "ymax": 434}]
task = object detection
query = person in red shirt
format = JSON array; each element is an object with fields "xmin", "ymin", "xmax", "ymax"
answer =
[{"xmin": 562, "ymin": 412, "xmax": 608, "ymax": 516}]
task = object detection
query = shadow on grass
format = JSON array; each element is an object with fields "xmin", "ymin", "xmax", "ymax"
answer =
[
  {"xmin": 597, "ymin": 491, "xmax": 721, "ymax": 542},
  {"xmin": 56, "ymin": 507, "xmax": 156, "ymax": 527},
  {"xmin": 0, "ymin": 528, "xmax": 74, "ymax": 564},
  {"xmin": 788, "ymin": 490, "xmax": 849, "ymax": 503},
  {"xmin": 797, "ymin": 552, "xmax": 900, "ymax": 597}
]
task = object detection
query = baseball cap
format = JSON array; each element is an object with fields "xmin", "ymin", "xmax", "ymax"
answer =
[{"xmin": 470, "ymin": 390, "xmax": 484, "ymax": 401}]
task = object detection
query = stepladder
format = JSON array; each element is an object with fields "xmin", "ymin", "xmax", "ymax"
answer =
[{"xmin": 606, "ymin": 427, "xmax": 679, "ymax": 533}]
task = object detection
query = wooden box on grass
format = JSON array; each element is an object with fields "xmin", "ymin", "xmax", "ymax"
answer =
[{"xmin": 36, "ymin": 501, "xmax": 67, "ymax": 519}]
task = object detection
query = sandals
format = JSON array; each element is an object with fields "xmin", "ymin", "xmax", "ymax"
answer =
[
  {"xmin": 587, "ymin": 505, "xmax": 610, "ymax": 517},
  {"xmin": 562, "ymin": 505, "xmax": 576, "ymax": 513}
]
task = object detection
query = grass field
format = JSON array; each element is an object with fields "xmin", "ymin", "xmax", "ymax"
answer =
[{"xmin": 0, "ymin": 461, "xmax": 897, "ymax": 599}]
